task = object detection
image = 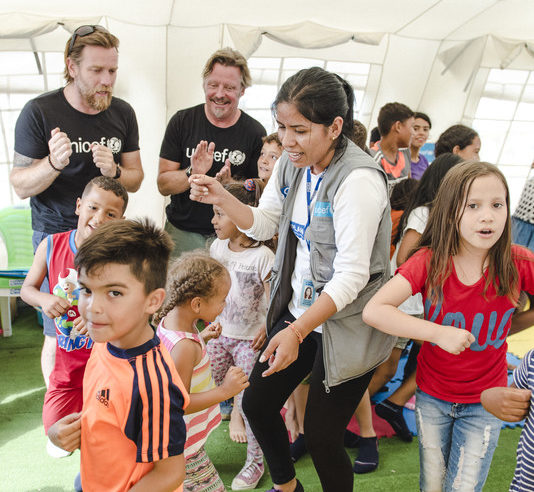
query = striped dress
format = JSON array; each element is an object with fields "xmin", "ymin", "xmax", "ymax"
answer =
[{"xmin": 157, "ymin": 320, "xmax": 222, "ymax": 459}]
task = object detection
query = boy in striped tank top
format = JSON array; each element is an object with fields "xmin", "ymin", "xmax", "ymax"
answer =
[{"xmin": 155, "ymin": 252, "xmax": 250, "ymax": 492}]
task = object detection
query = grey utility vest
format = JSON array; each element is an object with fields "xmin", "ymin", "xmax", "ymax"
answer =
[{"xmin": 267, "ymin": 138, "xmax": 396, "ymax": 389}]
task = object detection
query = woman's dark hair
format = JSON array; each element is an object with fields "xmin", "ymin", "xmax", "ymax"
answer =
[
  {"xmin": 390, "ymin": 178, "xmax": 418, "ymax": 211},
  {"xmin": 273, "ymin": 67, "xmax": 354, "ymax": 151},
  {"xmin": 393, "ymin": 152, "xmax": 463, "ymax": 245},
  {"xmin": 434, "ymin": 124, "xmax": 478, "ymax": 157}
]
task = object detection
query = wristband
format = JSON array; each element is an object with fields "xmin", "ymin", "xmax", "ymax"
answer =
[
  {"xmin": 285, "ymin": 321, "xmax": 303, "ymax": 344},
  {"xmin": 113, "ymin": 164, "xmax": 121, "ymax": 179},
  {"xmin": 48, "ymin": 155, "xmax": 61, "ymax": 172}
]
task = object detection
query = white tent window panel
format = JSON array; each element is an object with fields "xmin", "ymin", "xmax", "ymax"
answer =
[
  {"xmin": 472, "ymin": 68, "xmax": 534, "ymax": 211},
  {"xmin": 0, "ymin": 51, "xmax": 63, "ymax": 210},
  {"xmin": 240, "ymin": 57, "xmax": 371, "ymax": 133}
]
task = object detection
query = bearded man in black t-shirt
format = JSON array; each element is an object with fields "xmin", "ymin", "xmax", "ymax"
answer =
[
  {"xmin": 158, "ymin": 48, "xmax": 266, "ymax": 257},
  {"xmin": 10, "ymin": 25, "xmax": 144, "ymax": 390}
]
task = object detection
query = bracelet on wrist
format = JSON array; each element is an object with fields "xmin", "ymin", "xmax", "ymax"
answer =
[
  {"xmin": 48, "ymin": 155, "xmax": 61, "ymax": 172},
  {"xmin": 113, "ymin": 164, "xmax": 121, "ymax": 179},
  {"xmin": 285, "ymin": 321, "xmax": 303, "ymax": 344}
]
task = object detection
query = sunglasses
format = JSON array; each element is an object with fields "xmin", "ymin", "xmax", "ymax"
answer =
[{"xmin": 68, "ymin": 25, "xmax": 109, "ymax": 55}]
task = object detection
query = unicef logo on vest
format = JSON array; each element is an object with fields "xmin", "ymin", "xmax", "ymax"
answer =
[
  {"xmin": 107, "ymin": 137, "xmax": 122, "ymax": 154},
  {"xmin": 228, "ymin": 150, "xmax": 245, "ymax": 166}
]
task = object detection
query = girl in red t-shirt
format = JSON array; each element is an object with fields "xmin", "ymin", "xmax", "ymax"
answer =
[{"xmin": 363, "ymin": 161, "xmax": 534, "ymax": 492}]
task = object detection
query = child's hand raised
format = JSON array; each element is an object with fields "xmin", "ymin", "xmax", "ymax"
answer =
[
  {"xmin": 434, "ymin": 325, "xmax": 475, "ymax": 355},
  {"xmin": 221, "ymin": 366, "xmax": 249, "ymax": 399},
  {"xmin": 42, "ymin": 294, "xmax": 71, "ymax": 319},
  {"xmin": 201, "ymin": 322, "xmax": 222, "ymax": 342}
]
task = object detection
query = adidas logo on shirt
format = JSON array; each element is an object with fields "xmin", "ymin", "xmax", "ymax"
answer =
[{"xmin": 96, "ymin": 388, "xmax": 110, "ymax": 407}]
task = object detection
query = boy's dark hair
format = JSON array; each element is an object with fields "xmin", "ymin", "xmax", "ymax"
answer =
[
  {"xmin": 377, "ymin": 102, "xmax": 414, "ymax": 136},
  {"xmin": 413, "ymin": 112, "xmax": 432, "ymax": 129},
  {"xmin": 82, "ymin": 176, "xmax": 129, "ymax": 213},
  {"xmin": 352, "ymin": 120, "xmax": 368, "ymax": 150},
  {"xmin": 75, "ymin": 218, "xmax": 173, "ymax": 293},
  {"xmin": 262, "ymin": 132, "xmax": 282, "ymax": 147},
  {"xmin": 369, "ymin": 126, "xmax": 381, "ymax": 147},
  {"xmin": 434, "ymin": 124, "xmax": 478, "ymax": 157}
]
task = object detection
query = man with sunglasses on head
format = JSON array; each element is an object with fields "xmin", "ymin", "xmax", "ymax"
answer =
[
  {"xmin": 10, "ymin": 25, "xmax": 143, "ymax": 390},
  {"xmin": 157, "ymin": 47, "xmax": 266, "ymax": 258}
]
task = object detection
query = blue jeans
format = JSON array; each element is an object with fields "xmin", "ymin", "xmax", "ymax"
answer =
[
  {"xmin": 512, "ymin": 216, "xmax": 534, "ymax": 251},
  {"xmin": 415, "ymin": 389, "xmax": 501, "ymax": 492}
]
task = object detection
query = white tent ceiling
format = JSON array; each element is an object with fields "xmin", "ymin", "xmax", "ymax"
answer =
[{"xmin": 1, "ymin": 0, "xmax": 534, "ymax": 221}]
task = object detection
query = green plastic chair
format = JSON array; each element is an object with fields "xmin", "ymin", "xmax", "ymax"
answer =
[{"xmin": 0, "ymin": 206, "xmax": 33, "ymax": 336}]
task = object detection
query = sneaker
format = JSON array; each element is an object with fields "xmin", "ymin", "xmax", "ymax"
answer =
[
  {"xmin": 232, "ymin": 461, "xmax": 264, "ymax": 490},
  {"xmin": 290, "ymin": 433, "xmax": 307, "ymax": 462},
  {"xmin": 265, "ymin": 479, "xmax": 304, "ymax": 492},
  {"xmin": 375, "ymin": 399, "xmax": 413, "ymax": 442},
  {"xmin": 353, "ymin": 436, "xmax": 378, "ymax": 474},
  {"xmin": 46, "ymin": 437, "xmax": 73, "ymax": 458}
]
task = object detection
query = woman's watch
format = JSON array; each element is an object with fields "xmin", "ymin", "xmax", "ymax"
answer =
[{"xmin": 113, "ymin": 164, "xmax": 122, "ymax": 179}]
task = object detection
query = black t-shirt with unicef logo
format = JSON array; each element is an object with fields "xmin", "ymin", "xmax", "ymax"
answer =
[
  {"xmin": 15, "ymin": 88, "xmax": 139, "ymax": 234},
  {"xmin": 160, "ymin": 104, "xmax": 266, "ymax": 235}
]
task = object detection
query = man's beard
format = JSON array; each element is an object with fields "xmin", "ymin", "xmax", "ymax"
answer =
[
  {"xmin": 85, "ymin": 86, "xmax": 112, "ymax": 112},
  {"xmin": 75, "ymin": 78, "xmax": 113, "ymax": 112}
]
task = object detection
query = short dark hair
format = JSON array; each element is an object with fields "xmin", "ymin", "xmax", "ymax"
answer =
[
  {"xmin": 82, "ymin": 176, "xmax": 128, "ymax": 213},
  {"xmin": 377, "ymin": 102, "xmax": 414, "ymax": 136},
  {"xmin": 413, "ymin": 112, "xmax": 432, "ymax": 129},
  {"xmin": 202, "ymin": 47, "xmax": 251, "ymax": 89},
  {"xmin": 75, "ymin": 219, "xmax": 173, "ymax": 294},
  {"xmin": 434, "ymin": 124, "xmax": 478, "ymax": 157}
]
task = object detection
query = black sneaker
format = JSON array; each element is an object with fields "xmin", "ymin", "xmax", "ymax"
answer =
[
  {"xmin": 352, "ymin": 436, "xmax": 378, "ymax": 474},
  {"xmin": 265, "ymin": 478, "xmax": 304, "ymax": 491},
  {"xmin": 375, "ymin": 399, "xmax": 413, "ymax": 442}
]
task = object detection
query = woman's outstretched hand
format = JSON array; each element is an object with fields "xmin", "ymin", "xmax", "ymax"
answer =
[
  {"xmin": 259, "ymin": 327, "xmax": 300, "ymax": 377},
  {"xmin": 189, "ymin": 174, "xmax": 225, "ymax": 205}
]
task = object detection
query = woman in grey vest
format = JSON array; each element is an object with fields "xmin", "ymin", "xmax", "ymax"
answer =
[{"xmin": 190, "ymin": 67, "xmax": 395, "ymax": 492}]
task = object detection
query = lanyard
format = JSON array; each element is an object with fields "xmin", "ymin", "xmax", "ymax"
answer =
[{"xmin": 305, "ymin": 167, "xmax": 326, "ymax": 251}]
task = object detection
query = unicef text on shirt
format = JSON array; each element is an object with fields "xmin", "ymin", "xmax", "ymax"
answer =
[
  {"xmin": 70, "ymin": 137, "xmax": 123, "ymax": 154},
  {"xmin": 185, "ymin": 147, "xmax": 246, "ymax": 165}
]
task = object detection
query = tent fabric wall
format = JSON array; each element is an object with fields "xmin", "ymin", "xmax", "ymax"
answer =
[{"xmin": 2, "ymin": 2, "xmax": 534, "ymax": 223}]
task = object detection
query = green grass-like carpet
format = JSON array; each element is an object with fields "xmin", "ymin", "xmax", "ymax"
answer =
[{"xmin": 0, "ymin": 307, "xmax": 522, "ymax": 491}]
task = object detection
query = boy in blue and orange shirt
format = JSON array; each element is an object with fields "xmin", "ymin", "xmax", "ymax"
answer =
[{"xmin": 49, "ymin": 219, "xmax": 188, "ymax": 491}]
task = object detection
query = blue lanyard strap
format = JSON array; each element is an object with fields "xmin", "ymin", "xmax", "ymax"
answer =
[{"xmin": 305, "ymin": 167, "xmax": 326, "ymax": 251}]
